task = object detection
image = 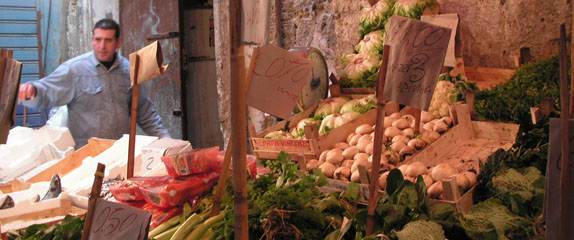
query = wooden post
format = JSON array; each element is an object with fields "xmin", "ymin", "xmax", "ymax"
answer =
[
  {"xmin": 571, "ymin": 1, "xmax": 574, "ymax": 118},
  {"xmin": 127, "ymin": 55, "xmax": 139, "ymax": 179},
  {"xmin": 329, "ymin": 73, "xmax": 342, "ymax": 97},
  {"xmin": 274, "ymin": 0, "xmax": 282, "ymax": 47},
  {"xmin": 559, "ymin": 24, "xmax": 570, "ymax": 240},
  {"xmin": 230, "ymin": 0, "xmax": 248, "ymax": 238},
  {"xmin": 367, "ymin": 45, "xmax": 390, "ymax": 235},
  {"xmin": 81, "ymin": 163, "xmax": 105, "ymax": 240},
  {"xmin": 210, "ymin": 138, "xmax": 232, "ymax": 217},
  {"xmin": 413, "ymin": 108, "xmax": 421, "ymax": 134}
]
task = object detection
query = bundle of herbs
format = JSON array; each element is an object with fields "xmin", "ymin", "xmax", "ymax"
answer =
[
  {"xmin": 211, "ymin": 152, "xmax": 358, "ymax": 240},
  {"xmin": 474, "ymin": 57, "xmax": 565, "ymax": 123}
]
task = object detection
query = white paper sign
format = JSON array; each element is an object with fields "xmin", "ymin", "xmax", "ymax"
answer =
[
  {"xmin": 383, "ymin": 16, "xmax": 451, "ymax": 111},
  {"xmin": 241, "ymin": 0, "xmax": 271, "ymax": 45},
  {"xmin": 88, "ymin": 199, "xmax": 152, "ymax": 240},
  {"xmin": 421, "ymin": 13, "xmax": 459, "ymax": 67},
  {"xmin": 246, "ymin": 45, "xmax": 312, "ymax": 119}
]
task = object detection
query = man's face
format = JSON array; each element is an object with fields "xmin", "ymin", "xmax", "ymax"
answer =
[{"xmin": 91, "ymin": 28, "xmax": 122, "ymax": 62}]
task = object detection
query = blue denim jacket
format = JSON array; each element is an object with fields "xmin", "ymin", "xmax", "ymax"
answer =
[{"xmin": 23, "ymin": 51, "xmax": 170, "ymax": 148}]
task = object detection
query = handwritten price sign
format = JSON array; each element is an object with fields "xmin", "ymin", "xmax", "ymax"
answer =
[
  {"xmin": 241, "ymin": 0, "xmax": 270, "ymax": 44},
  {"xmin": 246, "ymin": 45, "xmax": 312, "ymax": 119},
  {"xmin": 421, "ymin": 13, "xmax": 459, "ymax": 67},
  {"xmin": 88, "ymin": 199, "xmax": 151, "ymax": 240},
  {"xmin": 383, "ymin": 16, "xmax": 451, "ymax": 111}
]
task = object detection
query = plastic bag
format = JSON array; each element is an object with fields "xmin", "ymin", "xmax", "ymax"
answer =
[
  {"xmin": 161, "ymin": 147, "xmax": 220, "ymax": 177},
  {"xmin": 141, "ymin": 171, "xmax": 219, "ymax": 208}
]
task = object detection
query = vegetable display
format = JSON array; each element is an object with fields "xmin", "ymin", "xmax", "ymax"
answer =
[
  {"xmin": 338, "ymin": 53, "xmax": 381, "ymax": 88},
  {"xmin": 359, "ymin": 0, "xmax": 393, "ymax": 35}
]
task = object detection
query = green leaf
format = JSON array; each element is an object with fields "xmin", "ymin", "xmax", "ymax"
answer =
[
  {"xmin": 414, "ymin": 175, "xmax": 430, "ymax": 215},
  {"xmin": 341, "ymin": 182, "xmax": 361, "ymax": 204},
  {"xmin": 389, "ymin": 181, "xmax": 418, "ymax": 210},
  {"xmin": 386, "ymin": 169, "xmax": 404, "ymax": 196},
  {"xmin": 429, "ymin": 203, "xmax": 456, "ymax": 221}
]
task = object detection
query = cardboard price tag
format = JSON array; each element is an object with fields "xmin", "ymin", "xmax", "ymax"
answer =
[
  {"xmin": 241, "ymin": 0, "xmax": 271, "ymax": 45},
  {"xmin": 383, "ymin": 16, "xmax": 451, "ymax": 111},
  {"xmin": 246, "ymin": 45, "xmax": 312, "ymax": 119},
  {"xmin": 88, "ymin": 199, "xmax": 152, "ymax": 240},
  {"xmin": 421, "ymin": 13, "xmax": 459, "ymax": 67}
]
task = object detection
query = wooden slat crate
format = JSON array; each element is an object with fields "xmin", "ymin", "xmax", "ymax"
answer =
[
  {"xmin": 401, "ymin": 104, "xmax": 519, "ymax": 211},
  {"xmin": 465, "ymin": 66, "xmax": 515, "ymax": 90},
  {"xmin": 251, "ymin": 104, "xmax": 378, "ymax": 160},
  {"xmin": 25, "ymin": 138, "xmax": 115, "ymax": 183}
]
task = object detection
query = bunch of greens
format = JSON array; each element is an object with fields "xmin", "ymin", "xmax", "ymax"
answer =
[
  {"xmin": 211, "ymin": 152, "xmax": 354, "ymax": 240},
  {"xmin": 7, "ymin": 215, "xmax": 84, "ymax": 240},
  {"xmin": 474, "ymin": 57, "xmax": 564, "ymax": 123},
  {"xmin": 335, "ymin": 169, "xmax": 464, "ymax": 240},
  {"xmin": 457, "ymin": 198, "xmax": 535, "ymax": 239}
]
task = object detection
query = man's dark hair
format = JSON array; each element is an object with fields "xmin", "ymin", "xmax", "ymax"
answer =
[{"xmin": 93, "ymin": 19, "xmax": 120, "ymax": 39}]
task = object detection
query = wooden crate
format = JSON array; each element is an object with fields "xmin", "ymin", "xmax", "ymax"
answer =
[
  {"xmin": 0, "ymin": 180, "xmax": 30, "ymax": 195},
  {"xmin": 25, "ymin": 138, "xmax": 115, "ymax": 184},
  {"xmin": 401, "ymin": 104, "xmax": 519, "ymax": 211},
  {"xmin": 251, "ymin": 104, "xmax": 378, "ymax": 160},
  {"xmin": 0, "ymin": 198, "xmax": 85, "ymax": 234},
  {"xmin": 465, "ymin": 66, "xmax": 515, "ymax": 90}
]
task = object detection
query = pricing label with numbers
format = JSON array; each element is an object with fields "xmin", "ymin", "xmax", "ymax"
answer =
[
  {"xmin": 246, "ymin": 45, "xmax": 312, "ymax": 119},
  {"xmin": 383, "ymin": 16, "xmax": 451, "ymax": 111},
  {"xmin": 88, "ymin": 199, "xmax": 152, "ymax": 240}
]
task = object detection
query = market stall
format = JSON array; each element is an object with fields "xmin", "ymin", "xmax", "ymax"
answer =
[{"xmin": 1, "ymin": 0, "xmax": 572, "ymax": 239}]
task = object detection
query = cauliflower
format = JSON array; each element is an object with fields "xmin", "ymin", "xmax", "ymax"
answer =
[{"xmin": 428, "ymin": 80, "xmax": 456, "ymax": 118}]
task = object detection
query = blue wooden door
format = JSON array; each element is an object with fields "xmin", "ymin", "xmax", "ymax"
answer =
[{"xmin": 0, "ymin": 0, "xmax": 47, "ymax": 127}]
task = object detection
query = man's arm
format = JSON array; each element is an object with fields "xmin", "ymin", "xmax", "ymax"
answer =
[
  {"xmin": 18, "ymin": 63, "xmax": 75, "ymax": 110},
  {"xmin": 135, "ymin": 84, "xmax": 171, "ymax": 138},
  {"xmin": 18, "ymin": 83, "xmax": 36, "ymax": 102}
]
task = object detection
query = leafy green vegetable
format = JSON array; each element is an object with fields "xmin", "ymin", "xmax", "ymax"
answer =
[
  {"xmin": 458, "ymin": 198, "xmax": 535, "ymax": 240},
  {"xmin": 490, "ymin": 167, "xmax": 545, "ymax": 218},
  {"xmin": 211, "ymin": 151, "xmax": 350, "ymax": 240},
  {"xmin": 395, "ymin": 220, "xmax": 446, "ymax": 240},
  {"xmin": 474, "ymin": 57, "xmax": 564, "ymax": 123},
  {"xmin": 7, "ymin": 214, "xmax": 84, "ymax": 240}
]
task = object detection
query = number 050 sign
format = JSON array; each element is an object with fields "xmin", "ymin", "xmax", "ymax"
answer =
[{"xmin": 88, "ymin": 199, "xmax": 152, "ymax": 240}]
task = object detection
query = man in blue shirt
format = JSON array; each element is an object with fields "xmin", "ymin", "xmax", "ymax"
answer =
[{"xmin": 18, "ymin": 19, "xmax": 170, "ymax": 148}]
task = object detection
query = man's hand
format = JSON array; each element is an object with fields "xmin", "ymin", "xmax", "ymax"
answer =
[{"xmin": 18, "ymin": 83, "xmax": 36, "ymax": 102}]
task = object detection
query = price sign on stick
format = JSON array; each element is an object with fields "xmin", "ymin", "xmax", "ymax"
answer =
[
  {"xmin": 383, "ymin": 16, "xmax": 451, "ymax": 111},
  {"xmin": 421, "ymin": 13, "xmax": 459, "ymax": 67},
  {"xmin": 246, "ymin": 45, "xmax": 312, "ymax": 119},
  {"xmin": 88, "ymin": 198, "xmax": 152, "ymax": 240},
  {"xmin": 241, "ymin": 0, "xmax": 271, "ymax": 45}
]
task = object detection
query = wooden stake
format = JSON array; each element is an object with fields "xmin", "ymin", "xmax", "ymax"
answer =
[
  {"xmin": 210, "ymin": 138, "xmax": 232, "ymax": 217},
  {"xmin": 571, "ymin": 1, "xmax": 574, "ymax": 118},
  {"xmin": 274, "ymin": 0, "xmax": 282, "ymax": 47},
  {"xmin": 127, "ymin": 55, "xmax": 139, "ymax": 179},
  {"xmin": 230, "ymin": 0, "xmax": 248, "ymax": 238},
  {"xmin": 81, "ymin": 163, "xmax": 105, "ymax": 240},
  {"xmin": 558, "ymin": 24, "xmax": 570, "ymax": 240},
  {"xmin": 367, "ymin": 45, "xmax": 390, "ymax": 235},
  {"xmin": 413, "ymin": 108, "xmax": 421, "ymax": 134}
]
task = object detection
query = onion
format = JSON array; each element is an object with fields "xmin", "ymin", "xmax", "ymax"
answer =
[
  {"xmin": 431, "ymin": 163, "xmax": 457, "ymax": 182},
  {"xmin": 406, "ymin": 162, "xmax": 427, "ymax": 178}
]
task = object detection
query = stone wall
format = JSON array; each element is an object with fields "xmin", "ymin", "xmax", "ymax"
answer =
[{"xmin": 277, "ymin": 0, "xmax": 571, "ymax": 71}]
